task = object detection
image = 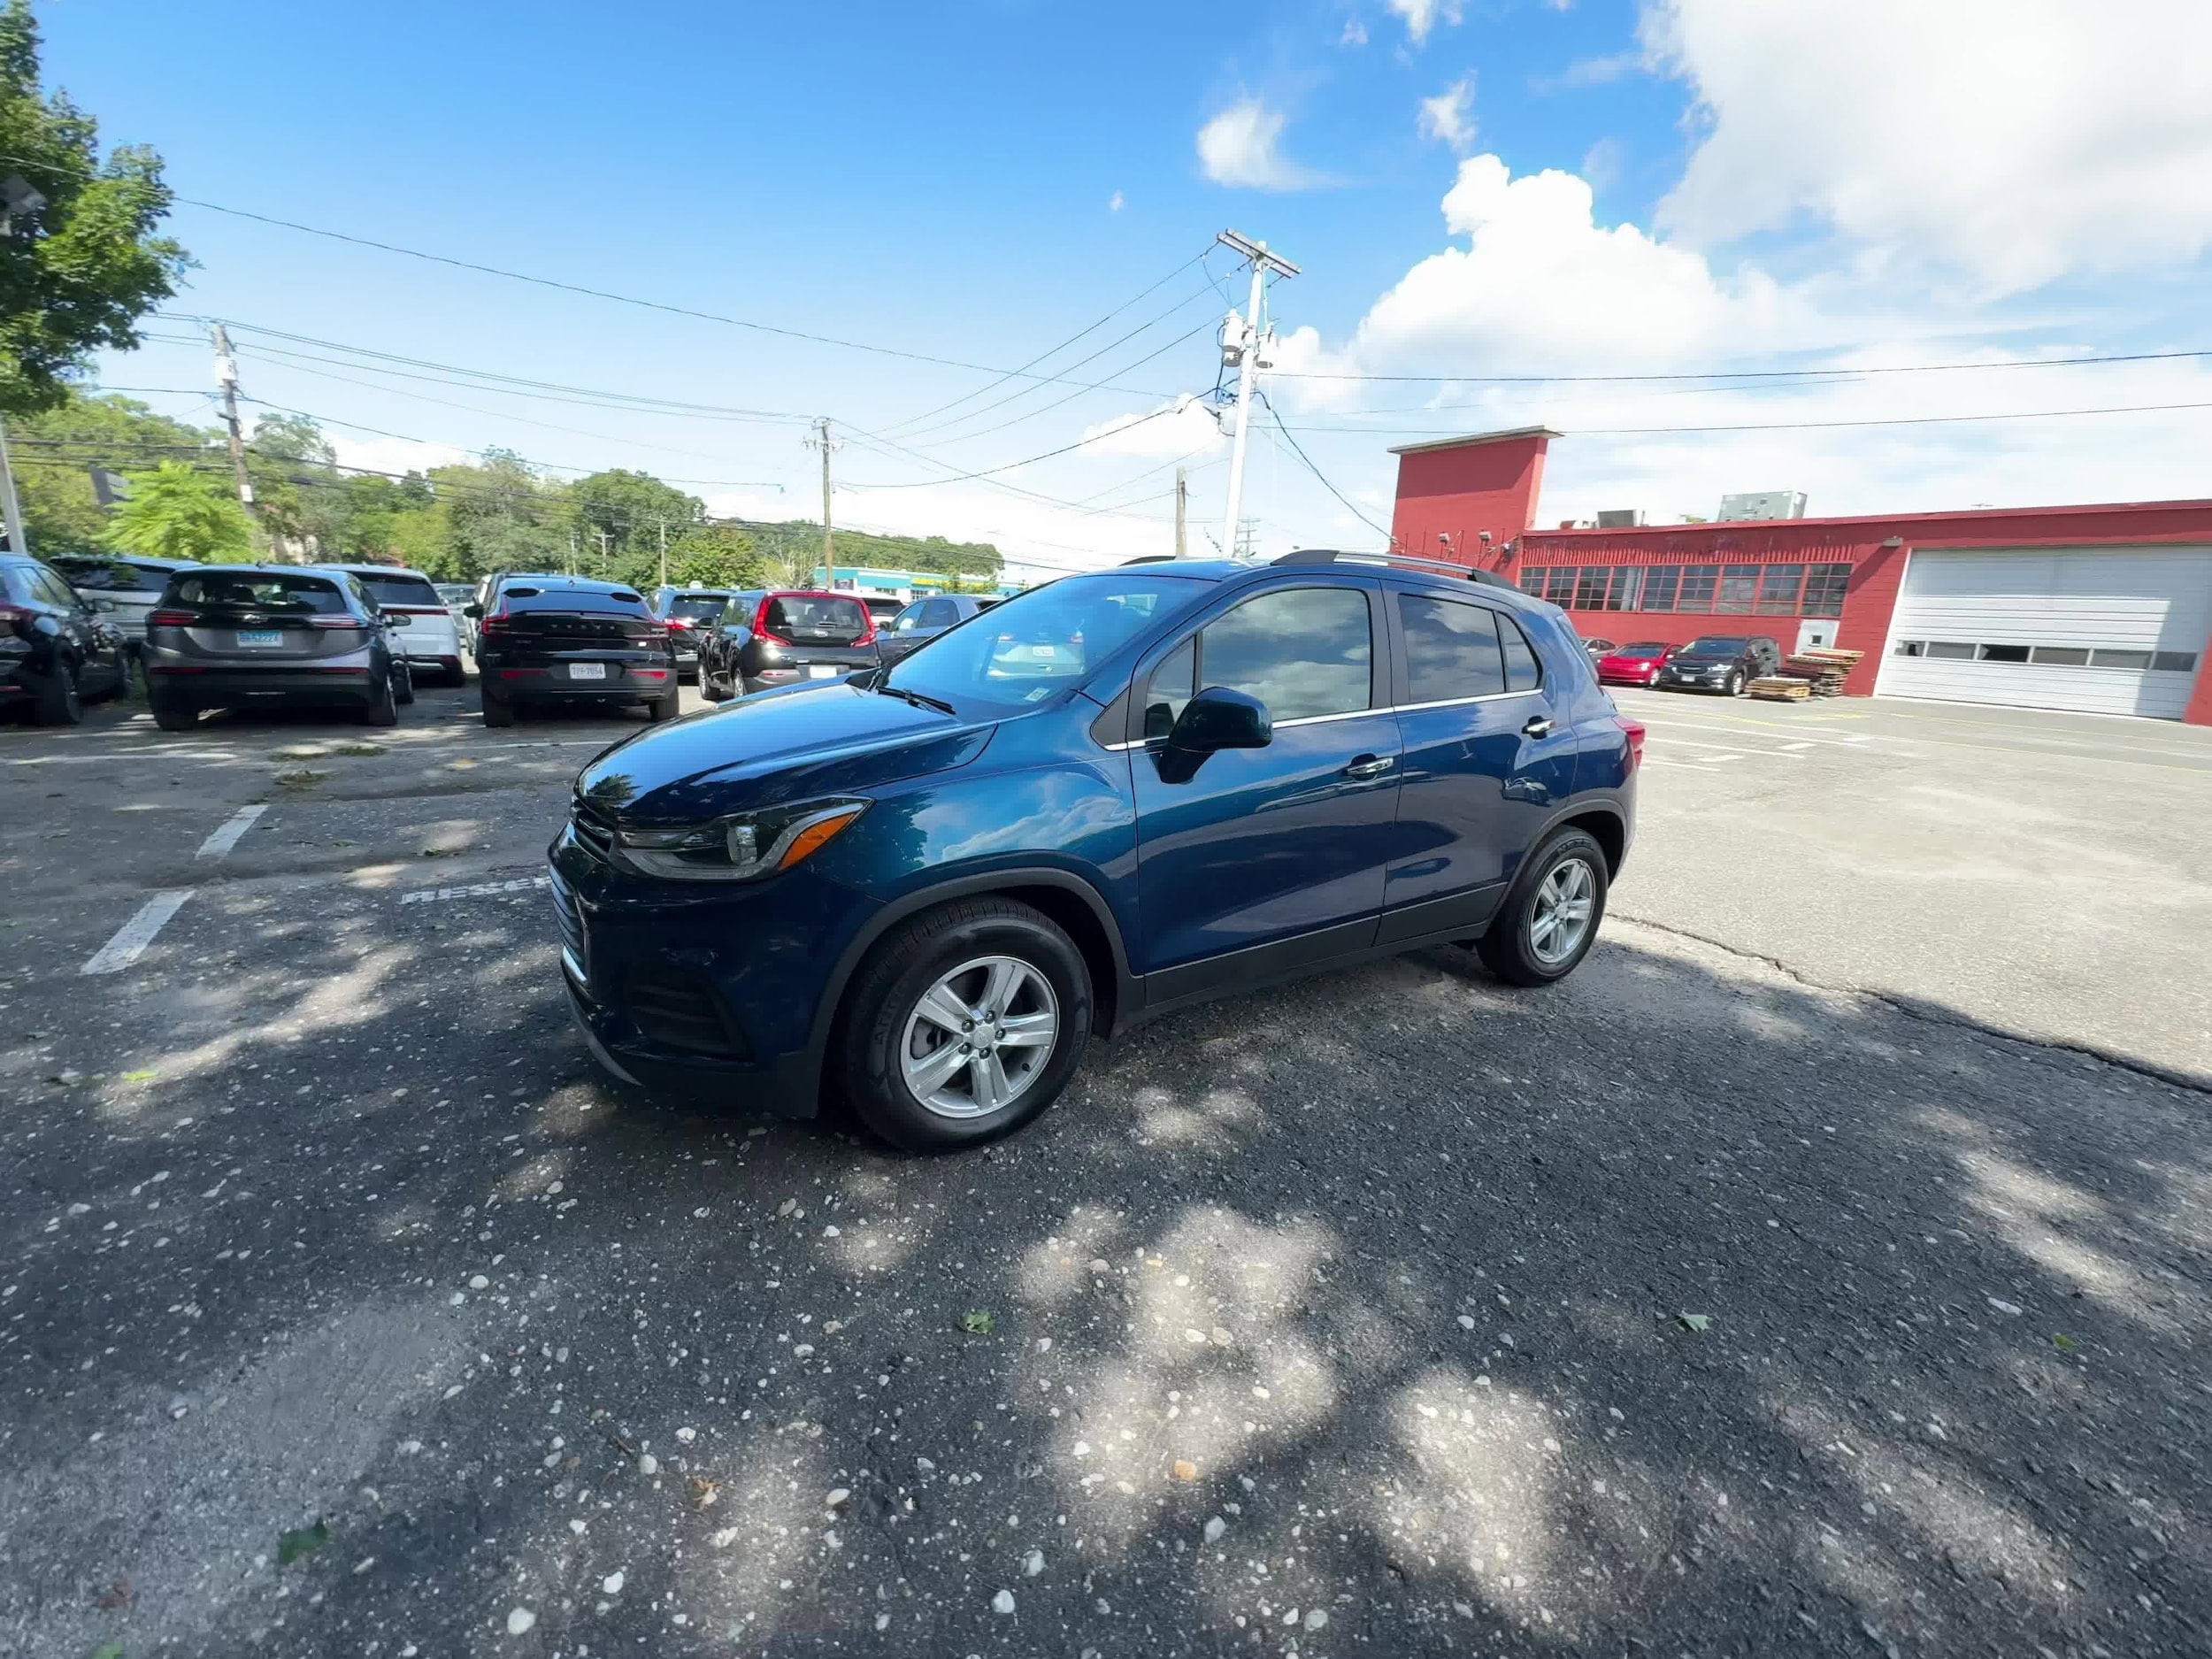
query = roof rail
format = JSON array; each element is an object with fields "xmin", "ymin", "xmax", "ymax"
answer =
[
  {"xmin": 1272, "ymin": 548, "xmax": 1521, "ymax": 591},
  {"xmin": 1120, "ymin": 554, "xmax": 1178, "ymax": 565}
]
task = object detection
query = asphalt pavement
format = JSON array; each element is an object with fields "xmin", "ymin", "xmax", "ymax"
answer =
[{"xmin": 2, "ymin": 683, "xmax": 2208, "ymax": 1658}]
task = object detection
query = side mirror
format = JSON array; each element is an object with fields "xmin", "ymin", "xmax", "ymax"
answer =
[
  {"xmin": 1167, "ymin": 686, "xmax": 1271, "ymax": 754},
  {"xmin": 464, "ymin": 603, "xmax": 483, "ymax": 618}
]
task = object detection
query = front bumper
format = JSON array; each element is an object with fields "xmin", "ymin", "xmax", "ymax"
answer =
[{"xmin": 548, "ymin": 827, "xmax": 883, "ymax": 1118}]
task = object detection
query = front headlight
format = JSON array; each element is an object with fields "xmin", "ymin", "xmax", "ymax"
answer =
[{"xmin": 611, "ymin": 797, "xmax": 869, "ymax": 882}]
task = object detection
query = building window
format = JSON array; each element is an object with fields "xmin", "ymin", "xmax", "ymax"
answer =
[
  {"xmin": 1755, "ymin": 564, "xmax": 1805, "ymax": 614},
  {"xmin": 1604, "ymin": 567, "xmax": 1640, "ymax": 611},
  {"xmin": 1924, "ymin": 641, "xmax": 1976, "ymax": 659},
  {"xmin": 1543, "ymin": 567, "xmax": 1576, "ymax": 605},
  {"xmin": 1893, "ymin": 639, "xmax": 1924, "ymax": 657},
  {"xmin": 1678, "ymin": 565, "xmax": 1719, "ymax": 611},
  {"xmin": 1802, "ymin": 563, "xmax": 1851, "ymax": 617},
  {"xmin": 2030, "ymin": 646, "xmax": 2089, "ymax": 666},
  {"xmin": 1640, "ymin": 565, "xmax": 1680, "ymax": 612},
  {"xmin": 1714, "ymin": 564, "xmax": 1760, "ymax": 613},
  {"xmin": 2153, "ymin": 650, "xmax": 2200, "ymax": 672},
  {"xmin": 1572, "ymin": 566, "xmax": 1609, "ymax": 609},
  {"xmin": 2091, "ymin": 649, "xmax": 2153, "ymax": 670},
  {"xmin": 1978, "ymin": 643, "xmax": 2031, "ymax": 664}
]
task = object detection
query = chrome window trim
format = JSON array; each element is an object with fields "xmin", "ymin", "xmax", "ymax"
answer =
[
  {"xmin": 1105, "ymin": 687, "xmax": 1540, "ymax": 749},
  {"xmin": 1392, "ymin": 688, "xmax": 1545, "ymax": 714}
]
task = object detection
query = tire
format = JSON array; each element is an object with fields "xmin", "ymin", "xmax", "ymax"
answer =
[
  {"xmin": 1724, "ymin": 669, "xmax": 1746, "ymax": 697},
  {"xmin": 360, "ymin": 667, "xmax": 399, "ymax": 727},
  {"xmin": 700, "ymin": 666, "xmax": 728, "ymax": 703},
  {"xmin": 150, "ymin": 693, "xmax": 196, "ymax": 732},
  {"xmin": 838, "ymin": 897, "xmax": 1093, "ymax": 1153},
  {"xmin": 1476, "ymin": 827, "xmax": 1609, "ymax": 987},
  {"xmin": 646, "ymin": 689, "xmax": 680, "ymax": 722},
  {"xmin": 32, "ymin": 659, "xmax": 81, "ymax": 726},
  {"xmin": 392, "ymin": 662, "xmax": 416, "ymax": 705},
  {"xmin": 481, "ymin": 687, "xmax": 517, "ymax": 728},
  {"xmin": 446, "ymin": 662, "xmax": 469, "ymax": 688}
]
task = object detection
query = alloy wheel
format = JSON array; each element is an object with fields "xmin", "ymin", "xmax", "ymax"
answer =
[
  {"xmin": 899, "ymin": 954, "xmax": 1061, "ymax": 1119},
  {"xmin": 1527, "ymin": 857, "xmax": 1596, "ymax": 965}
]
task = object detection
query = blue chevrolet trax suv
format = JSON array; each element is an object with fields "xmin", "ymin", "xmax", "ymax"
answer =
[{"xmin": 550, "ymin": 552, "xmax": 1643, "ymax": 1151}]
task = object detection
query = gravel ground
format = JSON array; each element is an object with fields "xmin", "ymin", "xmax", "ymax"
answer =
[{"xmin": 1, "ymin": 687, "xmax": 2207, "ymax": 1658}]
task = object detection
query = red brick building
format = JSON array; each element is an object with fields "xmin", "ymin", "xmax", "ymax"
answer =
[{"xmin": 1386, "ymin": 428, "xmax": 2212, "ymax": 726}]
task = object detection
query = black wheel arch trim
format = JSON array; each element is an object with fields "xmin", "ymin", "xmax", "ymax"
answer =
[{"xmin": 803, "ymin": 865, "xmax": 1140, "ymax": 1095}]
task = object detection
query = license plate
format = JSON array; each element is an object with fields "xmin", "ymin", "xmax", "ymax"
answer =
[
  {"xmin": 568, "ymin": 662, "xmax": 607, "ymax": 680},
  {"xmin": 235, "ymin": 630, "xmax": 283, "ymax": 648},
  {"xmin": 807, "ymin": 664, "xmax": 840, "ymax": 679}
]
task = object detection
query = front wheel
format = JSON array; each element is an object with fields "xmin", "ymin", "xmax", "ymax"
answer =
[
  {"xmin": 838, "ymin": 898, "xmax": 1093, "ymax": 1152},
  {"xmin": 33, "ymin": 660, "xmax": 81, "ymax": 726},
  {"xmin": 1724, "ymin": 669, "xmax": 1746, "ymax": 696},
  {"xmin": 1477, "ymin": 827, "xmax": 1609, "ymax": 987}
]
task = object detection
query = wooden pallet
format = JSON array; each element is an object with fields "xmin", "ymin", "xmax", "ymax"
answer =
[{"xmin": 1748, "ymin": 676, "xmax": 1812, "ymax": 701}]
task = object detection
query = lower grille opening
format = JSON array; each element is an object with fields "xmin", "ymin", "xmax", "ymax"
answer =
[{"xmin": 624, "ymin": 964, "xmax": 750, "ymax": 1059}]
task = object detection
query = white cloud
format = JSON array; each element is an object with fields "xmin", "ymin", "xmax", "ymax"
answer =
[
  {"xmin": 1080, "ymin": 397, "xmax": 1226, "ymax": 461},
  {"xmin": 1579, "ymin": 137, "xmax": 1624, "ymax": 195},
  {"xmin": 1644, "ymin": 0, "xmax": 2212, "ymax": 293},
  {"xmin": 1386, "ymin": 0, "xmax": 1462, "ymax": 46},
  {"xmin": 1108, "ymin": 189, "xmax": 1124, "ymax": 212},
  {"xmin": 1340, "ymin": 155, "xmax": 1801, "ymax": 375},
  {"xmin": 1196, "ymin": 100, "xmax": 1325, "ymax": 191},
  {"xmin": 328, "ymin": 432, "xmax": 470, "ymax": 480},
  {"xmin": 1538, "ymin": 50, "xmax": 1640, "ymax": 89},
  {"xmin": 1339, "ymin": 17, "xmax": 1368, "ymax": 47},
  {"xmin": 1416, "ymin": 79, "xmax": 1475, "ymax": 153}
]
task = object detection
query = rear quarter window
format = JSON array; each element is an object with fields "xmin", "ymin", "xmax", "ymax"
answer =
[{"xmin": 1398, "ymin": 595, "xmax": 1507, "ymax": 701}]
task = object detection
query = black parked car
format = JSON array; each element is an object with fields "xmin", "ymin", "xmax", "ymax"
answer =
[
  {"xmin": 469, "ymin": 576, "xmax": 678, "ymax": 727},
  {"xmin": 0, "ymin": 553, "xmax": 133, "ymax": 725},
  {"xmin": 1651, "ymin": 634, "xmax": 1781, "ymax": 696},
  {"xmin": 696, "ymin": 588, "xmax": 880, "ymax": 701},
  {"xmin": 648, "ymin": 586, "xmax": 739, "ymax": 681},
  {"xmin": 877, "ymin": 593, "xmax": 998, "ymax": 665},
  {"xmin": 144, "ymin": 566, "xmax": 415, "ymax": 730}
]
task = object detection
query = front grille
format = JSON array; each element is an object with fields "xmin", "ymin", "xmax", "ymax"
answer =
[
  {"xmin": 569, "ymin": 805, "xmax": 615, "ymax": 860},
  {"xmin": 623, "ymin": 964, "xmax": 750, "ymax": 1058},
  {"xmin": 548, "ymin": 872, "xmax": 588, "ymax": 976}
]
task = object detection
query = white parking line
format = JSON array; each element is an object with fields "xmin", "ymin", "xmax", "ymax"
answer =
[
  {"xmin": 195, "ymin": 803, "xmax": 268, "ymax": 860},
  {"xmin": 81, "ymin": 890, "xmax": 195, "ymax": 975},
  {"xmin": 1656, "ymin": 736, "xmax": 1805, "ymax": 759},
  {"xmin": 399, "ymin": 875, "xmax": 551, "ymax": 905}
]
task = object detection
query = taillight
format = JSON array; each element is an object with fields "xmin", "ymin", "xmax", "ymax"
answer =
[
  {"xmin": 853, "ymin": 615, "xmax": 878, "ymax": 645},
  {"xmin": 309, "ymin": 614, "xmax": 364, "ymax": 629},
  {"xmin": 752, "ymin": 595, "xmax": 785, "ymax": 644},
  {"xmin": 147, "ymin": 609, "xmax": 195, "ymax": 627},
  {"xmin": 478, "ymin": 612, "xmax": 511, "ymax": 637},
  {"xmin": 1615, "ymin": 715, "xmax": 1646, "ymax": 772},
  {"xmin": 666, "ymin": 616, "xmax": 693, "ymax": 631}
]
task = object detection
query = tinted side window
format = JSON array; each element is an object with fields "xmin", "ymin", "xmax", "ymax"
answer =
[
  {"xmin": 891, "ymin": 603, "xmax": 926, "ymax": 634},
  {"xmin": 921, "ymin": 598, "xmax": 957, "ymax": 628},
  {"xmin": 1199, "ymin": 587, "xmax": 1371, "ymax": 723},
  {"xmin": 1143, "ymin": 637, "xmax": 1194, "ymax": 740},
  {"xmin": 33, "ymin": 568, "xmax": 81, "ymax": 609},
  {"xmin": 1399, "ymin": 595, "xmax": 1506, "ymax": 702},
  {"xmin": 1499, "ymin": 614, "xmax": 1543, "ymax": 693}
]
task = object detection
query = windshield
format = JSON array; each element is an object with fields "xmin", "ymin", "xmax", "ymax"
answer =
[
  {"xmin": 1617, "ymin": 641, "xmax": 1668, "ymax": 658},
  {"xmin": 887, "ymin": 572, "xmax": 1208, "ymax": 715},
  {"xmin": 1684, "ymin": 636, "xmax": 1749, "ymax": 655}
]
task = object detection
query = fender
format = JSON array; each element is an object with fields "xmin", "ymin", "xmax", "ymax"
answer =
[{"xmin": 801, "ymin": 864, "xmax": 1141, "ymax": 1096}]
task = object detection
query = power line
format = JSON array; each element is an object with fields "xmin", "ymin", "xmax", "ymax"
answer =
[
  {"xmin": 843, "ymin": 406, "xmax": 1181, "ymax": 490},
  {"xmin": 0, "ymin": 150, "xmax": 1181, "ymax": 396},
  {"xmin": 1265, "ymin": 401, "xmax": 1388, "ymax": 540},
  {"xmin": 1272, "ymin": 347, "xmax": 2212, "ymax": 386},
  {"xmin": 1285, "ymin": 398, "xmax": 2212, "ymax": 439}
]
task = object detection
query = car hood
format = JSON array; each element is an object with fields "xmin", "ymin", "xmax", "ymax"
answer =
[{"xmin": 574, "ymin": 682, "xmax": 995, "ymax": 826}]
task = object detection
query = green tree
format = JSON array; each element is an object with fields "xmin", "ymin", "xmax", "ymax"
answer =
[
  {"xmin": 107, "ymin": 460, "xmax": 251, "ymax": 562},
  {"xmin": 0, "ymin": 0, "xmax": 190, "ymax": 415},
  {"xmin": 8, "ymin": 387, "xmax": 211, "ymax": 553},
  {"xmin": 568, "ymin": 468, "xmax": 703, "ymax": 586}
]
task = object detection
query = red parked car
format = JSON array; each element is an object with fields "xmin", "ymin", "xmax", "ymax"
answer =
[{"xmin": 1595, "ymin": 641, "xmax": 1676, "ymax": 687}]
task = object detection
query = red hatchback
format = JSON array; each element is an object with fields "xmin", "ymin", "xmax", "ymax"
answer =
[{"xmin": 1595, "ymin": 641, "xmax": 1676, "ymax": 687}]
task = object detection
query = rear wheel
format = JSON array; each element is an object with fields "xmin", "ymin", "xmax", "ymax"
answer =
[
  {"xmin": 646, "ymin": 688, "xmax": 680, "ymax": 722},
  {"xmin": 1477, "ymin": 827, "xmax": 1609, "ymax": 987},
  {"xmin": 150, "ymin": 695, "xmax": 196, "ymax": 732},
  {"xmin": 392, "ymin": 662, "xmax": 416, "ymax": 705},
  {"xmin": 699, "ymin": 665, "xmax": 728, "ymax": 703},
  {"xmin": 839, "ymin": 898, "xmax": 1092, "ymax": 1152},
  {"xmin": 32, "ymin": 660, "xmax": 81, "ymax": 726},
  {"xmin": 360, "ymin": 666, "xmax": 399, "ymax": 727},
  {"xmin": 481, "ymin": 686, "xmax": 517, "ymax": 727}
]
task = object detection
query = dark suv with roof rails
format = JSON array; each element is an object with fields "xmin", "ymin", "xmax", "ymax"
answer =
[
  {"xmin": 1651, "ymin": 634, "xmax": 1781, "ymax": 696},
  {"xmin": 1, "ymin": 553, "xmax": 133, "ymax": 724},
  {"xmin": 469, "ymin": 576, "xmax": 679, "ymax": 727},
  {"xmin": 550, "ymin": 549, "xmax": 1643, "ymax": 1152}
]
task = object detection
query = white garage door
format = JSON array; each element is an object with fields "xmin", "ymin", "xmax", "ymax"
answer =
[{"xmin": 1877, "ymin": 546, "xmax": 2211, "ymax": 719}]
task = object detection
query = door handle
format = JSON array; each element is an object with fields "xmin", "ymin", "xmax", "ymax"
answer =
[
  {"xmin": 1342, "ymin": 754, "xmax": 1396, "ymax": 780},
  {"xmin": 1521, "ymin": 716, "xmax": 1555, "ymax": 739}
]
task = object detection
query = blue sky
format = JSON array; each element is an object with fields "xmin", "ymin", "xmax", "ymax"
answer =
[{"xmin": 48, "ymin": 0, "xmax": 2212, "ymax": 571}]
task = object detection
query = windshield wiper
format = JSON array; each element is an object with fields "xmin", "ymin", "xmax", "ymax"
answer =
[{"xmin": 877, "ymin": 681, "xmax": 956, "ymax": 716}]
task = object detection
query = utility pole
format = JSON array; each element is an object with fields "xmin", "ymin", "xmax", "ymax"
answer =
[
  {"xmin": 657, "ymin": 519, "xmax": 667, "ymax": 588},
  {"xmin": 567, "ymin": 527, "xmax": 579, "ymax": 574},
  {"xmin": 595, "ymin": 530, "xmax": 613, "ymax": 576},
  {"xmin": 210, "ymin": 323, "xmax": 263, "ymax": 552},
  {"xmin": 1214, "ymin": 230, "xmax": 1298, "ymax": 561},
  {"xmin": 1174, "ymin": 465, "xmax": 1187, "ymax": 560},
  {"xmin": 807, "ymin": 418, "xmax": 836, "ymax": 577},
  {"xmin": 0, "ymin": 416, "xmax": 26, "ymax": 557}
]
